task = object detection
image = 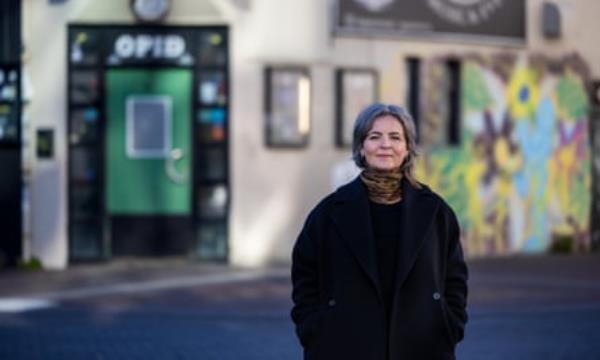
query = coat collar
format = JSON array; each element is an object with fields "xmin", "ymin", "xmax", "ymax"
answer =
[{"xmin": 330, "ymin": 176, "xmax": 439, "ymax": 303}]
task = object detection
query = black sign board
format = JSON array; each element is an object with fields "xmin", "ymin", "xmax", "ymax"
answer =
[
  {"xmin": 334, "ymin": 0, "xmax": 526, "ymax": 43},
  {"xmin": 69, "ymin": 28, "xmax": 193, "ymax": 67},
  {"xmin": 69, "ymin": 26, "xmax": 228, "ymax": 68}
]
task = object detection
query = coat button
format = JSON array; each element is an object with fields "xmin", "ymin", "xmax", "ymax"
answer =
[
  {"xmin": 432, "ymin": 292, "xmax": 441, "ymax": 300},
  {"xmin": 328, "ymin": 299, "xmax": 336, "ymax": 307}
]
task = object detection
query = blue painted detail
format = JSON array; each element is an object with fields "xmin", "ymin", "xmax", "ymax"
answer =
[{"xmin": 518, "ymin": 86, "xmax": 529, "ymax": 102}]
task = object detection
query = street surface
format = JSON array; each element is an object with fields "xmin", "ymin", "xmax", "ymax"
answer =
[{"xmin": 1, "ymin": 254, "xmax": 599, "ymax": 359}]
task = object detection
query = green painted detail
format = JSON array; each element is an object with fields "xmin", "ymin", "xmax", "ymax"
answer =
[
  {"xmin": 433, "ymin": 145, "xmax": 471, "ymax": 222},
  {"xmin": 556, "ymin": 72, "xmax": 589, "ymax": 121},
  {"xmin": 462, "ymin": 62, "xmax": 493, "ymax": 112},
  {"xmin": 106, "ymin": 69, "xmax": 192, "ymax": 215},
  {"xmin": 572, "ymin": 157, "xmax": 591, "ymax": 224}
]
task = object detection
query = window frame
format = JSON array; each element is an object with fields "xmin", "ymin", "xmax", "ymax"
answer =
[
  {"xmin": 335, "ymin": 68, "xmax": 379, "ymax": 148},
  {"xmin": 264, "ymin": 66, "xmax": 312, "ymax": 148}
]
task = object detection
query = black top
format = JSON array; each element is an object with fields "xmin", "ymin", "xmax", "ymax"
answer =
[{"xmin": 369, "ymin": 200, "xmax": 402, "ymax": 326}]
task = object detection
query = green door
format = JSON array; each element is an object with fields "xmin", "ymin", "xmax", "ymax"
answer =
[{"xmin": 105, "ymin": 68, "xmax": 193, "ymax": 255}]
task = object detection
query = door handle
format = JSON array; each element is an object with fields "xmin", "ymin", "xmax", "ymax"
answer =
[{"xmin": 165, "ymin": 148, "xmax": 187, "ymax": 184}]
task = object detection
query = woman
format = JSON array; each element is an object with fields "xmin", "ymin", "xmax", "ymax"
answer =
[{"xmin": 291, "ymin": 103, "xmax": 468, "ymax": 360}]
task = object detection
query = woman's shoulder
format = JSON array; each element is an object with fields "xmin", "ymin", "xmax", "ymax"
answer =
[
  {"xmin": 303, "ymin": 179, "xmax": 358, "ymax": 227},
  {"xmin": 305, "ymin": 191, "xmax": 338, "ymax": 223}
]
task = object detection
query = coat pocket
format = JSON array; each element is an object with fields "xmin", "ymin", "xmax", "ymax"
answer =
[
  {"xmin": 297, "ymin": 310, "xmax": 321, "ymax": 348},
  {"xmin": 438, "ymin": 299, "xmax": 458, "ymax": 347},
  {"xmin": 301, "ymin": 304, "xmax": 335, "ymax": 360}
]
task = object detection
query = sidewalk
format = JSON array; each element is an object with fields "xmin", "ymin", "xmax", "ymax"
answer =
[
  {"xmin": 0, "ymin": 257, "xmax": 287, "ymax": 300},
  {"xmin": 1, "ymin": 253, "xmax": 599, "ymax": 302}
]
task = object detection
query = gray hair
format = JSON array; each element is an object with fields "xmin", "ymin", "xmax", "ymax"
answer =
[{"xmin": 352, "ymin": 103, "xmax": 420, "ymax": 187}]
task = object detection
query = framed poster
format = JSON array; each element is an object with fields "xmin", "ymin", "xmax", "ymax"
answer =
[
  {"xmin": 264, "ymin": 66, "xmax": 311, "ymax": 148},
  {"xmin": 336, "ymin": 68, "xmax": 378, "ymax": 147}
]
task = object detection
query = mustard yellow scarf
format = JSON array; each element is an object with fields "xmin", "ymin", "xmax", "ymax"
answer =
[{"xmin": 360, "ymin": 168, "xmax": 403, "ymax": 204}]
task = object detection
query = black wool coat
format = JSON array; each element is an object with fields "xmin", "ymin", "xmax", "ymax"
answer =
[{"xmin": 291, "ymin": 177, "xmax": 468, "ymax": 360}]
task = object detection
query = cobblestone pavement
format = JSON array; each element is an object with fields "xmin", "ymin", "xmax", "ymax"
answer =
[{"xmin": 0, "ymin": 254, "xmax": 599, "ymax": 359}]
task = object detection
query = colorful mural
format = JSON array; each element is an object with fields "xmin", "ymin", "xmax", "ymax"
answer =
[{"xmin": 416, "ymin": 53, "xmax": 591, "ymax": 257}]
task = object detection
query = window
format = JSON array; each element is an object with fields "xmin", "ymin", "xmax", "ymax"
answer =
[
  {"xmin": 70, "ymin": 107, "xmax": 99, "ymax": 145},
  {"xmin": 70, "ymin": 71, "xmax": 99, "ymax": 104},
  {"xmin": 198, "ymin": 71, "xmax": 227, "ymax": 106},
  {"xmin": 446, "ymin": 60, "xmax": 461, "ymax": 146},
  {"xmin": 196, "ymin": 147, "xmax": 226, "ymax": 181},
  {"xmin": 195, "ymin": 221, "xmax": 227, "ymax": 259},
  {"xmin": 0, "ymin": 66, "xmax": 20, "ymax": 142},
  {"xmin": 197, "ymin": 184, "xmax": 228, "ymax": 219},
  {"xmin": 126, "ymin": 95, "xmax": 172, "ymax": 158},
  {"xmin": 406, "ymin": 58, "xmax": 421, "ymax": 142}
]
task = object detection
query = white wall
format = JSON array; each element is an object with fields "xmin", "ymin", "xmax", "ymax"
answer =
[{"xmin": 24, "ymin": 0, "xmax": 74, "ymax": 269}]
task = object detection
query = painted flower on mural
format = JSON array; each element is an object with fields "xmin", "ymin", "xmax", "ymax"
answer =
[
  {"xmin": 506, "ymin": 65, "xmax": 539, "ymax": 120},
  {"xmin": 462, "ymin": 62, "xmax": 494, "ymax": 112},
  {"xmin": 415, "ymin": 145, "xmax": 470, "ymax": 225},
  {"xmin": 513, "ymin": 97, "xmax": 556, "ymax": 251},
  {"xmin": 549, "ymin": 120, "xmax": 590, "ymax": 232},
  {"xmin": 555, "ymin": 71, "xmax": 589, "ymax": 121}
]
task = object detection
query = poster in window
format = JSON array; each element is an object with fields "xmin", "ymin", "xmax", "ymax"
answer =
[
  {"xmin": 197, "ymin": 31, "xmax": 227, "ymax": 66},
  {"xmin": 265, "ymin": 67, "xmax": 311, "ymax": 147},
  {"xmin": 337, "ymin": 69, "xmax": 378, "ymax": 147},
  {"xmin": 197, "ymin": 108, "xmax": 226, "ymax": 143},
  {"xmin": 70, "ymin": 71, "xmax": 99, "ymax": 104},
  {"xmin": 198, "ymin": 71, "xmax": 227, "ymax": 106},
  {"xmin": 69, "ymin": 30, "xmax": 100, "ymax": 65}
]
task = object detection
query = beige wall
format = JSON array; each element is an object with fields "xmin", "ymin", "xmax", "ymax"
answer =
[{"xmin": 23, "ymin": 0, "xmax": 600, "ymax": 268}]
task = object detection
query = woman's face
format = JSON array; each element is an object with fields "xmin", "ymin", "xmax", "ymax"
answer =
[{"xmin": 361, "ymin": 115, "xmax": 408, "ymax": 171}]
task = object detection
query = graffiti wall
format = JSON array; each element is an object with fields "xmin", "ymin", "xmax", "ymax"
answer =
[{"xmin": 415, "ymin": 53, "xmax": 591, "ymax": 257}]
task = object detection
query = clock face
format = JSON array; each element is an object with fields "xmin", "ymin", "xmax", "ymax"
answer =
[{"xmin": 131, "ymin": 0, "xmax": 170, "ymax": 22}]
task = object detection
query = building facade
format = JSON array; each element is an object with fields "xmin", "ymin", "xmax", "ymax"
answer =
[{"xmin": 19, "ymin": 0, "xmax": 600, "ymax": 268}]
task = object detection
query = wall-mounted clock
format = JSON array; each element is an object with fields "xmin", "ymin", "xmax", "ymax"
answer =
[{"xmin": 130, "ymin": 0, "xmax": 171, "ymax": 23}]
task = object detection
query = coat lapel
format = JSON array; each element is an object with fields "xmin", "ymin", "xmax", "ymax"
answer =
[
  {"xmin": 394, "ymin": 179, "xmax": 439, "ymax": 294},
  {"xmin": 330, "ymin": 177, "xmax": 383, "ymax": 302}
]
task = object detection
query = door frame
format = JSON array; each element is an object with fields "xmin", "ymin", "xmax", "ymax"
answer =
[{"xmin": 67, "ymin": 24, "xmax": 231, "ymax": 262}]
